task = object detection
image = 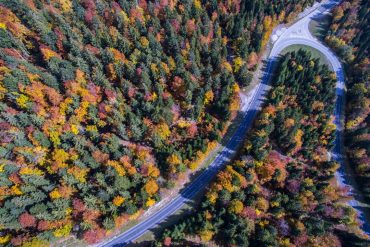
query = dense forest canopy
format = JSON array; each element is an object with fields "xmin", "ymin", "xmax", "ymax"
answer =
[
  {"xmin": 0, "ymin": 0, "xmax": 319, "ymax": 245},
  {"xmin": 326, "ymin": 0, "xmax": 370, "ymax": 203},
  {"xmin": 153, "ymin": 50, "xmax": 367, "ymax": 247}
]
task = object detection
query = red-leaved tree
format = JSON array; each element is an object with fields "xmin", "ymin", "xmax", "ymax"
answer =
[{"xmin": 19, "ymin": 213, "xmax": 36, "ymax": 228}]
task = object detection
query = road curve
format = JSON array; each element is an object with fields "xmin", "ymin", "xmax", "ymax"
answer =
[
  {"xmin": 100, "ymin": 1, "xmax": 367, "ymax": 246},
  {"xmin": 270, "ymin": 0, "xmax": 370, "ymax": 233}
]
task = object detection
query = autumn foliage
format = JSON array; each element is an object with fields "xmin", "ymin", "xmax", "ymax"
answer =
[
  {"xmin": 154, "ymin": 51, "xmax": 366, "ymax": 246},
  {"xmin": 19, "ymin": 213, "xmax": 36, "ymax": 228},
  {"xmin": 0, "ymin": 0, "xmax": 341, "ymax": 245}
]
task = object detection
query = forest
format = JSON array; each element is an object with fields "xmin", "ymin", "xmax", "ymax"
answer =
[
  {"xmin": 153, "ymin": 50, "xmax": 367, "ymax": 246},
  {"xmin": 0, "ymin": 0, "xmax": 320, "ymax": 245},
  {"xmin": 325, "ymin": 0, "xmax": 370, "ymax": 202}
]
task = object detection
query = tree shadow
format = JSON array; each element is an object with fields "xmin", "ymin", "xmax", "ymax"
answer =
[
  {"xmin": 310, "ymin": 10, "xmax": 331, "ymax": 40},
  {"xmin": 335, "ymin": 228, "xmax": 370, "ymax": 246},
  {"xmin": 126, "ymin": 190, "xmax": 206, "ymax": 246},
  {"xmin": 124, "ymin": 240, "xmax": 153, "ymax": 247}
]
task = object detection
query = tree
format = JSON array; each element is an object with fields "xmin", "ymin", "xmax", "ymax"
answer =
[
  {"xmin": 332, "ymin": 6, "xmax": 344, "ymax": 21},
  {"xmin": 229, "ymin": 199, "xmax": 244, "ymax": 214},
  {"xmin": 82, "ymin": 228, "xmax": 106, "ymax": 244},
  {"xmin": 145, "ymin": 179, "xmax": 159, "ymax": 196},
  {"xmin": 163, "ymin": 236, "xmax": 172, "ymax": 246},
  {"xmin": 247, "ymin": 52, "xmax": 258, "ymax": 70},
  {"xmin": 19, "ymin": 213, "xmax": 36, "ymax": 228},
  {"xmin": 113, "ymin": 196, "xmax": 125, "ymax": 207}
]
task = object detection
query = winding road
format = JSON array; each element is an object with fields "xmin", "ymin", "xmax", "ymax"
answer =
[{"xmin": 100, "ymin": 1, "xmax": 368, "ymax": 246}]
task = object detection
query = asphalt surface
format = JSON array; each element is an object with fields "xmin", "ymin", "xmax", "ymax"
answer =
[{"xmin": 100, "ymin": 1, "xmax": 368, "ymax": 246}]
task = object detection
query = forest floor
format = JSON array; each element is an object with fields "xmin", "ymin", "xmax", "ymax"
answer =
[{"xmin": 281, "ymin": 44, "xmax": 331, "ymax": 68}]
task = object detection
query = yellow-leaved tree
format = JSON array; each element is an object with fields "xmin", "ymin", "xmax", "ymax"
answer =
[{"xmin": 145, "ymin": 179, "xmax": 159, "ymax": 195}]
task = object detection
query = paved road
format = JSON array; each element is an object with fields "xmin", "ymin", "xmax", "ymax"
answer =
[{"xmin": 100, "ymin": 1, "xmax": 368, "ymax": 246}]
